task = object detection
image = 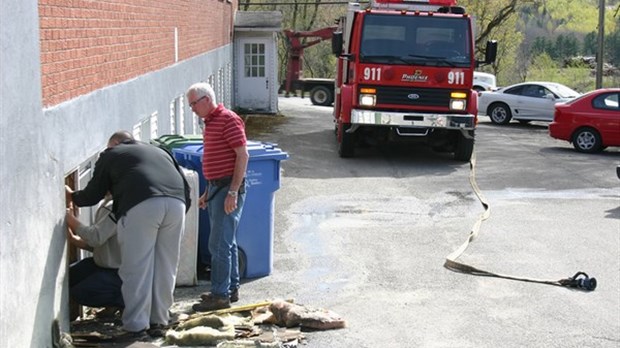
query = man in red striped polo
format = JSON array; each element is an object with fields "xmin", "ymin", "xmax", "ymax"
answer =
[{"xmin": 186, "ymin": 82, "xmax": 249, "ymax": 311}]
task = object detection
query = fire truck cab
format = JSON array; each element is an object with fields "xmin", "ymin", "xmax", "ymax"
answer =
[{"xmin": 331, "ymin": 0, "xmax": 497, "ymax": 160}]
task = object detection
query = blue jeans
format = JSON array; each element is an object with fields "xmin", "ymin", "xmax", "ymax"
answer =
[
  {"xmin": 70, "ymin": 257, "xmax": 124, "ymax": 308},
  {"xmin": 207, "ymin": 181, "xmax": 246, "ymax": 297}
]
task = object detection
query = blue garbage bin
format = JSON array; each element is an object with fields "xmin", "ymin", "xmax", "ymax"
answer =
[
  {"xmin": 241, "ymin": 141, "xmax": 289, "ymax": 277},
  {"xmin": 173, "ymin": 141, "xmax": 288, "ymax": 278}
]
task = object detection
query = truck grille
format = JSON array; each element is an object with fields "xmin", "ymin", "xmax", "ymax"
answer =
[{"xmin": 370, "ymin": 86, "xmax": 452, "ymax": 107}]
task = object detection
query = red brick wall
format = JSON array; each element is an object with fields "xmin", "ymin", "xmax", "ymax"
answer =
[{"xmin": 39, "ymin": 0, "xmax": 236, "ymax": 106}]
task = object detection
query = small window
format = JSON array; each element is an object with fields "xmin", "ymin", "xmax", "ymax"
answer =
[
  {"xmin": 520, "ymin": 85, "xmax": 547, "ymax": 98},
  {"xmin": 505, "ymin": 85, "xmax": 524, "ymax": 95},
  {"xmin": 593, "ymin": 93, "xmax": 620, "ymax": 110},
  {"xmin": 243, "ymin": 43, "xmax": 266, "ymax": 78}
]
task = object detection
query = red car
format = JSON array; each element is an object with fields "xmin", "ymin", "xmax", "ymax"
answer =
[{"xmin": 549, "ymin": 88, "xmax": 620, "ymax": 153}]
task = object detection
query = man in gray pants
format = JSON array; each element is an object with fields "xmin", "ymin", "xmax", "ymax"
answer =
[{"xmin": 67, "ymin": 131, "xmax": 191, "ymax": 340}]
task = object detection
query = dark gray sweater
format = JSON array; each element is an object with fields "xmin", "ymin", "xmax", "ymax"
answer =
[{"xmin": 72, "ymin": 140, "xmax": 190, "ymax": 217}]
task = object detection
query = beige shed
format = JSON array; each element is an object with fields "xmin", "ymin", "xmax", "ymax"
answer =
[{"xmin": 234, "ymin": 11, "xmax": 283, "ymax": 114}]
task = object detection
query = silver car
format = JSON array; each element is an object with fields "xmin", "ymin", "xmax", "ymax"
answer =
[{"xmin": 478, "ymin": 81, "xmax": 581, "ymax": 125}]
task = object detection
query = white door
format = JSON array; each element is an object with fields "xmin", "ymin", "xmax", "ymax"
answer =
[{"xmin": 237, "ymin": 38, "xmax": 271, "ymax": 111}]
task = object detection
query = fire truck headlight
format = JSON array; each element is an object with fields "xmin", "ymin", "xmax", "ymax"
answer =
[
  {"xmin": 450, "ymin": 99, "xmax": 466, "ymax": 111},
  {"xmin": 359, "ymin": 94, "xmax": 376, "ymax": 106}
]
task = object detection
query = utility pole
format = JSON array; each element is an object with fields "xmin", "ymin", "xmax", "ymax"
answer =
[{"xmin": 596, "ymin": 0, "xmax": 605, "ymax": 89}]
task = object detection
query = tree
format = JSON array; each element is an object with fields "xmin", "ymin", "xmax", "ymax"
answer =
[
  {"xmin": 460, "ymin": 0, "xmax": 526, "ymax": 52},
  {"xmin": 459, "ymin": 0, "xmax": 538, "ymax": 83},
  {"xmin": 554, "ymin": 33, "xmax": 580, "ymax": 60},
  {"xmin": 583, "ymin": 32, "xmax": 598, "ymax": 55},
  {"xmin": 531, "ymin": 36, "xmax": 552, "ymax": 57},
  {"xmin": 606, "ymin": 17, "xmax": 620, "ymax": 65},
  {"xmin": 520, "ymin": 0, "xmax": 617, "ymax": 33},
  {"xmin": 528, "ymin": 52, "xmax": 559, "ymax": 80}
]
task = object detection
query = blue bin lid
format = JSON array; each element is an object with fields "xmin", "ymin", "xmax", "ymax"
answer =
[
  {"xmin": 247, "ymin": 141, "xmax": 289, "ymax": 161},
  {"xmin": 172, "ymin": 144, "xmax": 204, "ymax": 156},
  {"xmin": 173, "ymin": 141, "xmax": 288, "ymax": 161}
]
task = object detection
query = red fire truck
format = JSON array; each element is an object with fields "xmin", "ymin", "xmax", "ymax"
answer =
[{"xmin": 331, "ymin": 0, "xmax": 497, "ymax": 160}]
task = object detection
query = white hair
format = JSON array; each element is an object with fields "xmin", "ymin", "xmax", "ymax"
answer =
[{"xmin": 186, "ymin": 82, "xmax": 217, "ymax": 104}]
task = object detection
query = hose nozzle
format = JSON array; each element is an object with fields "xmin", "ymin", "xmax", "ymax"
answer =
[{"xmin": 560, "ymin": 272, "xmax": 597, "ymax": 291}]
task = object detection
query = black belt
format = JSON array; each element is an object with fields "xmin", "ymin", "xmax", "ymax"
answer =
[
  {"xmin": 207, "ymin": 176, "xmax": 246, "ymax": 193},
  {"xmin": 209, "ymin": 176, "xmax": 233, "ymax": 187}
]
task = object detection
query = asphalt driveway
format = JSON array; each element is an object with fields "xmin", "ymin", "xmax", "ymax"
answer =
[{"xmin": 169, "ymin": 96, "xmax": 619, "ymax": 348}]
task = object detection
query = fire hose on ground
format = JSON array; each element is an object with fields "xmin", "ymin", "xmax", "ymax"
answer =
[{"xmin": 443, "ymin": 149, "xmax": 597, "ymax": 292}]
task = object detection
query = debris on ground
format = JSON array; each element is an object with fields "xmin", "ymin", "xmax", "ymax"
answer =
[
  {"xmin": 165, "ymin": 325, "xmax": 236, "ymax": 346},
  {"xmin": 266, "ymin": 300, "xmax": 347, "ymax": 330},
  {"xmin": 68, "ymin": 300, "xmax": 344, "ymax": 347},
  {"xmin": 163, "ymin": 299, "xmax": 345, "ymax": 346}
]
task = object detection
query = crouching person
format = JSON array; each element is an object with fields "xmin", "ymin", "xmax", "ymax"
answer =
[{"xmin": 66, "ymin": 197, "xmax": 124, "ymax": 315}]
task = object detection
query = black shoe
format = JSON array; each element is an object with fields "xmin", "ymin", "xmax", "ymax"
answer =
[
  {"xmin": 95, "ymin": 306, "xmax": 123, "ymax": 320},
  {"xmin": 113, "ymin": 329, "xmax": 149, "ymax": 342},
  {"xmin": 200, "ymin": 288, "xmax": 239, "ymax": 303},
  {"xmin": 192, "ymin": 294, "xmax": 231, "ymax": 312},
  {"xmin": 230, "ymin": 288, "xmax": 239, "ymax": 303},
  {"xmin": 147, "ymin": 323, "xmax": 168, "ymax": 338}
]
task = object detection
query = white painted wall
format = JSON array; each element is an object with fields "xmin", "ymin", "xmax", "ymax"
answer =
[{"xmin": 0, "ymin": 2, "xmax": 233, "ymax": 346}]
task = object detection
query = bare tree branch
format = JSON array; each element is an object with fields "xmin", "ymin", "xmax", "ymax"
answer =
[{"xmin": 474, "ymin": 0, "xmax": 518, "ymax": 47}]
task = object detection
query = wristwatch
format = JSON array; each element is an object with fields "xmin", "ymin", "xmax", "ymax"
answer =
[{"xmin": 227, "ymin": 190, "xmax": 238, "ymax": 197}]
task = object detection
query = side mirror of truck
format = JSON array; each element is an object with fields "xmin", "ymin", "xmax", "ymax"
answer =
[
  {"xmin": 485, "ymin": 40, "xmax": 497, "ymax": 64},
  {"xmin": 476, "ymin": 40, "xmax": 497, "ymax": 67},
  {"xmin": 332, "ymin": 32, "xmax": 343, "ymax": 56}
]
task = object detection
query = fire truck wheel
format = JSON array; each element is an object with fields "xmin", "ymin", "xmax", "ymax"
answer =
[
  {"xmin": 310, "ymin": 86, "xmax": 333, "ymax": 106},
  {"xmin": 488, "ymin": 103, "xmax": 512, "ymax": 125},
  {"xmin": 338, "ymin": 122, "xmax": 355, "ymax": 158},
  {"xmin": 454, "ymin": 130, "xmax": 474, "ymax": 162}
]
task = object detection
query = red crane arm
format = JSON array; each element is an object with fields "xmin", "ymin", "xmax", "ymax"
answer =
[{"xmin": 283, "ymin": 26, "xmax": 338, "ymax": 96}]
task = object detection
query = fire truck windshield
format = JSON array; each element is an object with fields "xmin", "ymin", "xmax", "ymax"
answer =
[{"xmin": 359, "ymin": 14, "xmax": 471, "ymax": 67}]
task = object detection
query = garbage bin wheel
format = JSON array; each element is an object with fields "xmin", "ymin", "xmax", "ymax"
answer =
[
  {"xmin": 197, "ymin": 249, "xmax": 247, "ymax": 280},
  {"xmin": 238, "ymin": 248, "xmax": 247, "ymax": 279}
]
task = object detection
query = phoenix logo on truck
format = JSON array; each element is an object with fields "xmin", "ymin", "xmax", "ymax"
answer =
[{"xmin": 402, "ymin": 70, "xmax": 428, "ymax": 82}]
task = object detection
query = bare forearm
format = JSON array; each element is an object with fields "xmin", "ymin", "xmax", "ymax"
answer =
[
  {"xmin": 230, "ymin": 147, "xmax": 249, "ymax": 192},
  {"xmin": 65, "ymin": 209, "xmax": 94, "ymax": 251},
  {"xmin": 70, "ymin": 237, "xmax": 93, "ymax": 251}
]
